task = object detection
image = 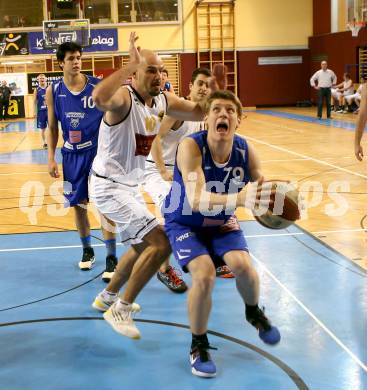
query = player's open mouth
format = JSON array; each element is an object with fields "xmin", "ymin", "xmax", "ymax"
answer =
[{"xmin": 216, "ymin": 122, "xmax": 229, "ymax": 133}]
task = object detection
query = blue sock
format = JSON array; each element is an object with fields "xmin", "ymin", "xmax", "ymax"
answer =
[
  {"xmin": 105, "ymin": 239, "xmax": 116, "ymax": 257},
  {"xmin": 80, "ymin": 235, "xmax": 91, "ymax": 249}
]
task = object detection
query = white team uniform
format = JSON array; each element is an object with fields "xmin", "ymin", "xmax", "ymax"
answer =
[
  {"xmin": 345, "ymin": 84, "xmax": 363, "ymax": 104},
  {"xmin": 332, "ymin": 80, "xmax": 354, "ymax": 100},
  {"xmin": 90, "ymin": 86, "xmax": 167, "ymax": 245},
  {"xmin": 143, "ymin": 119, "xmax": 205, "ymax": 211}
]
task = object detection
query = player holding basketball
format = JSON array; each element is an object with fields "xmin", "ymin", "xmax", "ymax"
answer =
[
  {"xmin": 33, "ymin": 74, "xmax": 48, "ymax": 149},
  {"xmin": 90, "ymin": 32, "xmax": 227, "ymax": 338},
  {"xmin": 46, "ymin": 42, "xmax": 118, "ymax": 281},
  {"xmin": 164, "ymin": 90, "xmax": 281, "ymax": 377},
  {"xmin": 145, "ymin": 66, "xmax": 233, "ymax": 286}
]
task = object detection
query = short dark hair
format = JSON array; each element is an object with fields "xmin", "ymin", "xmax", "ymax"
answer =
[
  {"xmin": 344, "ymin": 72, "xmax": 351, "ymax": 79},
  {"xmin": 56, "ymin": 42, "xmax": 82, "ymax": 63},
  {"xmin": 206, "ymin": 90, "xmax": 242, "ymax": 118},
  {"xmin": 162, "ymin": 69, "xmax": 168, "ymax": 76},
  {"xmin": 191, "ymin": 67, "xmax": 212, "ymax": 84}
]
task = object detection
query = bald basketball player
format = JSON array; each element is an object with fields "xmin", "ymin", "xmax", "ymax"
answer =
[{"xmin": 90, "ymin": 32, "xmax": 218, "ymax": 339}]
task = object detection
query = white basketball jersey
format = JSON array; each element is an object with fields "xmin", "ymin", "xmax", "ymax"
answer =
[
  {"xmin": 92, "ymin": 86, "xmax": 167, "ymax": 184},
  {"xmin": 146, "ymin": 120, "xmax": 205, "ymax": 167}
]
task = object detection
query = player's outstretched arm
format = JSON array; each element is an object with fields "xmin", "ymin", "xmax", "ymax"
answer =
[
  {"xmin": 45, "ymin": 85, "xmax": 59, "ymax": 178},
  {"xmin": 355, "ymin": 84, "xmax": 367, "ymax": 161},
  {"xmin": 177, "ymin": 138, "xmax": 272, "ymax": 212},
  {"xmin": 92, "ymin": 32, "xmax": 140, "ymax": 112},
  {"xmin": 150, "ymin": 115, "xmax": 178, "ymax": 181}
]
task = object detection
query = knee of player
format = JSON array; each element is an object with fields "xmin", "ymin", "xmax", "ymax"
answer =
[
  {"xmin": 151, "ymin": 234, "xmax": 171, "ymax": 259},
  {"xmin": 192, "ymin": 266, "xmax": 216, "ymax": 290},
  {"xmin": 227, "ymin": 251, "xmax": 253, "ymax": 276}
]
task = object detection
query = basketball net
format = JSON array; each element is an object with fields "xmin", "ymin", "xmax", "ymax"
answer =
[{"xmin": 347, "ymin": 20, "xmax": 366, "ymax": 37}]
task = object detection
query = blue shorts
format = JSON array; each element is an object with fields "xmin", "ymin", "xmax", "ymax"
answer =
[
  {"xmin": 165, "ymin": 216, "xmax": 248, "ymax": 272},
  {"xmin": 62, "ymin": 147, "xmax": 97, "ymax": 207},
  {"xmin": 37, "ymin": 110, "xmax": 48, "ymax": 129}
]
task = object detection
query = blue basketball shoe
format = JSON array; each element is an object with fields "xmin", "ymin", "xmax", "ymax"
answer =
[
  {"xmin": 190, "ymin": 341, "xmax": 217, "ymax": 378},
  {"xmin": 246, "ymin": 306, "xmax": 281, "ymax": 345}
]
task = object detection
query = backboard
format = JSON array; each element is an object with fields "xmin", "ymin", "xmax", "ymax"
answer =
[{"xmin": 42, "ymin": 19, "xmax": 91, "ymax": 50}]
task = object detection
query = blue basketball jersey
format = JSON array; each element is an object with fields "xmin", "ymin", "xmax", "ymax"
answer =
[
  {"xmin": 52, "ymin": 75, "xmax": 103, "ymax": 153},
  {"xmin": 164, "ymin": 131, "xmax": 251, "ymax": 227},
  {"xmin": 36, "ymin": 86, "xmax": 47, "ymax": 111}
]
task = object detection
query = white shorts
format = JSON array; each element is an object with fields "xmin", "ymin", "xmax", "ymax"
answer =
[
  {"xmin": 143, "ymin": 162, "xmax": 172, "ymax": 212},
  {"xmin": 332, "ymin": 90, "xmax": 353, "ymax": 100},
  {"xmin": 89, "ymin": 174, "xmax": 158, "ymax": 246},
  {"xmin": 345, "ymin": 93, "xmax": 361, "ymax": 104}
]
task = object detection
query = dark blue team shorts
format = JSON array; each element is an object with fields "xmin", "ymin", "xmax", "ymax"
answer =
[
  {"xmin": 62, "ymin": 147, "xmax": 97, "ymax": 207},
  {"xmin": 37, "ymin": 110, "xmax": 48, "ymax": 129},
  {"xmin": 165, "ymin": 216, "xmax": 248, "ymax": 272}
]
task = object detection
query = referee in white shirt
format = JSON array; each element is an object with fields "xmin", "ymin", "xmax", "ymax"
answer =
[{"xmin": 310, "ymin": 61, "xmax": 337, "ymax": 119}]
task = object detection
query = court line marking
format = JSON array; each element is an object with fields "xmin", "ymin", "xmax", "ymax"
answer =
[
  {"xmin": 250, "ymin": 252, "xmax": 367, "ymax": 372},
  {"xmin": 1, "ymin": 227, "xmax": 367, "ymax": 252},
  {"xmin": 262, "ymin": 158, "xmax": 309, "ymax": 163},
  {"xmin": 0, "ymin": 171, "xmax": 48, "ymax": 176},
  {"xmin": 0, "ymin": 317, "xmax": 308, "ymax": 389},
  {"xmin": 247, "ymin": 118, "xmax": 305, "ymax": 134},
  {"xmin": 244, "ymin": 135, "xmax": 367, "ymax": 180},
  {"xmin": 262, "ymin": 157, "xmax": 352, "ymax": 163}
]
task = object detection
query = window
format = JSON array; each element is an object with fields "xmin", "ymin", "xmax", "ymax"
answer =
[
  {"xmin": 347, "ymin": 0, "xmax": 355, "ymax": 22},
  {"xmin": 0, "ymin": 0, "xmax": 43, "ymax": 28},
  {"xmin": 51, "ymin": 0, "xmax": 79, "ymax": 20},
  {"xmin": 118, "ymin": 0, "xmax": 179, "ymax": 23},
  {"xmin": 349, "ymin": 0, "xmax": 367, "ymax": 21},
  {"xmin": 85, "ymin": 0, "xmax": 112, "ymax": 24}
]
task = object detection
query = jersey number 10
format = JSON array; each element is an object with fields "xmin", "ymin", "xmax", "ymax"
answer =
[{"xmin": 81, "ymin": 96, "xmax": 96, "ymax": 109}]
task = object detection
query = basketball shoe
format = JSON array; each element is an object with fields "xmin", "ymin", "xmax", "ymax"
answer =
[
  {"xmin": 78, "ymin": 247, "xmax": 95, "ymax": 270},
  {"xmin": 157, "ymin": 265, "xmax": 188, "ymax": 293},
  {"xmin": 215, "ymin": 265, "xmax": 235, "ymax": 278},
  {"xmin": 92, "ymin": 290, "xmax": 141, "ymax": 313},
  {"xmin": 246, "ymin": 306, "xmax": 281, "ymax": 345},
  {"xmin": 103, "ymin": 300, "xmax": 141, "ymax": 339},
  {"xmin": 190, "ymin": 340, "xmax": 217, "ymax": 378},
  {"xmin": 102, "ymin": 254, "xmax": 118, "ymax": 283}
]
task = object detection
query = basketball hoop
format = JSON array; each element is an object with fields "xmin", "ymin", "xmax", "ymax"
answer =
[{"xmin": 347, "ymin": 20, "xmax": 366, "ymax": 37}]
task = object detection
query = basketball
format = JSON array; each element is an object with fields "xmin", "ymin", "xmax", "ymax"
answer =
[{"xmin": 254, "ymin": 180, "xmax": 301, "ymax": 230}]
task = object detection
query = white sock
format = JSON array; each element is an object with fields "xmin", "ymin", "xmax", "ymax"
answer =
[
  {"xmin": 102, "ymin": 289, "xmax": 117, "ymax": 300},
  {"xmin": 116, "ymin": 299, "xmax": 131, "ymax": 310}
]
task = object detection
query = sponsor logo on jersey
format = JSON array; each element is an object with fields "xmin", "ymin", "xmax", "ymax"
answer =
[
  {"xmin": 134, "ymin": 133, "xmax": 156, "ymax": 157},
  {"xmin": 69, "ymin": 130, "xmax": 81, "ymax": 144},
  {"xmin": 70, "ymin": 117, "xmax": 80, "ymax": 128},
  {"xmin": 145, "ymin": 116, "xmax": 158, "ymax": 133},
  {"xmin": 66, "ymin": 112, "xmax": 85, "ymax": 119},
  {"xmin": 176, "ymin": 232, "xmax": 194, "ymax": 242},
  {"xmin": 176, "ymin": 251, "xmax": 191, "ymax": 260}
]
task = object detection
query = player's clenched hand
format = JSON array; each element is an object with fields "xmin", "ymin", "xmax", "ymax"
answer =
[
  {"xmin": 129, "ymin": 32, "xmax": 141, "ymax": 66},
  {"xmin": 209, "ymin": 64, "xmax": 228, "ymax": 91},
  {"xmin": 48, "ymin": 160, "xmax": 60, "ymax": 178},
  {"xmin": 161, "ymin": 170, "xmax": 173, "ymax": 182},
  {"xmin": 355, "ymin": 143, "xmax": 364, "ymax": 161}
]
